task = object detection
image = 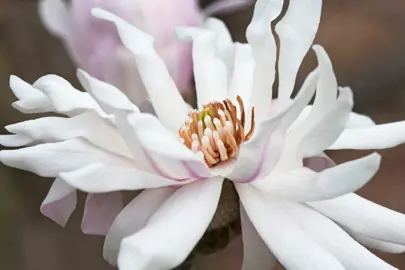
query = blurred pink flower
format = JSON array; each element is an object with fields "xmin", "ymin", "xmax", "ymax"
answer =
[{"xmin": 39, "ymin": 0, "xmax": 251, "ymax": 107}]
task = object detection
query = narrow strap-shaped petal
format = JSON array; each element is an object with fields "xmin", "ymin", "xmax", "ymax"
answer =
[
  {"xmin": 81, "ymin": 192, "xmax": 123, "ymax": 236},
  {"xmin": 0, "ymin": 134, "xmax": 33, "ymax": 147},
  {"xmin": 284, "ymin": 201, "xmax": 397, "ymax": 269},
  {"xmin": 203, "ymin": 0, "xmax": 251, "ymax": 17},
  {"xmin": 5, "ymin": 112, "xmax": 132, "ymax": 158},
  {"xmin": 40, "ymin": 178, "xmax": 76, "ymax": 227},
  {"xmin": 348, "ymin": 233, "xmax": 405, "ymax": 254},
  {"xmin": 0, "ymin": 138, "xmax": 133, "ymax": 177},
  {"xmin": 276, "ymin": 0, "xmax": 322, "ymax": 101},
  {"xmin": 246, "ymin": 0, "xmax": 283, "ymax": 119},
  {"xmin": 309, "ymin": 193, "xmax": 405, "ymax": 245},
  {"xmin": 59, "ymin": 163, "xmax": 192, "ymax": 193},
  {"xmin": 329, "ymin": 121, "xmax": 405, "ymax": 150},
  {"xmin": 176, "ymin": 28, "xmax": 228, "ymax": 108},
  {"xmin": 254, "ymin": 153, "xmax": 380, "ymax": 202},
  {"xmin": 240, "ymin": 205, "xmax": 276, "ymax": 270},
  {"xmin": 38, "ymin": 0, "xmax": 70, "ymax": 38},
  {"xmin": 236, "ymin": 184, "xmax": 345, "ymax": 270},
  {"xmin": 92, "ymin": 8, "xmax": 189, "ymax": 132},
  {"xmin": 118, "ymin": 177, "xmax": 223, "ymax": 270},
  {"xmin": 104, "ymin": 187, "xmax": 176, "ymax": 266}
]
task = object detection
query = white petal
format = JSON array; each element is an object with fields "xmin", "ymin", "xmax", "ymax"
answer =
[
  {"xmin": 40, "ymin": 178, "xmax": 76, "ymax": 226},
  {"xmin": 276, "ymin": 0, "xmax": 322, "ymax": 101},
  {"xmin": 81, "ymin": 192, "xmax": 123, "ymax": 236},
  {"xmin": 329, "ymin": 121, "xmax": 405, "ymax": 150},
  {"xmin": 203, "ymin": 0, "xmax": 251, "ymax": 17},
  {"xmin": 5, "ymin": 112, "xmax": 132, "ymax": 158},
  {"xmin": 0, "ymin": 134, "xmax": 33, "ymax": 147},
  {"xmin": 33, "ymin": 74, "xmax": 108, "ymax": 117},
  {"xmin": 118, "ymin": 178, "xmax": 223, "ymax": 270},
  {"xmin": 60, "ymin": 163, "xmax": 191, "ymax": 193},
  {"xmin": 77, "ymin": 69, "xmax": 139, "ymax": 114},
  {"xmin": 38, "ymin": 0, "xmax": 69, "ymax": 38},
  {"xmin": 227, "ymin": 69, "xmax": 319, "ymax": 182},
  {"xmin": 254, "ymin": 153, "xmax": 380, "ymax": 202},
  {"xmin": 345, "ymin": 112, "xmax": 375, "ymax": 128},
  {"xmin": 246, "ymin": 0, "xmax": 283, "ymax": 119},
  {"xmin": 285, "ymin": 201, "xmax": 397, "ymax": 269},
  {"xmin": 0, "ymin": 138, "xmax": 133, "ymax": 177},
  {"xmin": 240, "ymin": 206, "xmax": 276, "ymax": 270},
  {"xmin": 309, "ymin": 193, "xmax": 405, "ymax": 245},
  {"xmin": 176, "ymin": 28, "xmax": 228, "ymax": 108},
  {"xmin": 237, "ymin": 184, "xmax": 344, "ymax": 270},
  {"xmin": 228, "ymin": 43, "xmax": 254, "ymax": 106},
  {"xmin": 92, "ymin": 8, "xmax": 189, "ymax": 131},
  {"xmin": 117, "ymin": 113, "xmax": 214, "ymax": 179},
  {"xmin": 349, "ymin": 233, "xmax": 405, "ymax": 254},
  {"xmin": 104, "ymin": 187, "xmax": 176, "ymax": 265}
]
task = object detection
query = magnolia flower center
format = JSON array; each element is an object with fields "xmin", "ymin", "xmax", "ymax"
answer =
[{"xmin": 179, "ymin": 96, "xmax": 255, "ymax": 167}]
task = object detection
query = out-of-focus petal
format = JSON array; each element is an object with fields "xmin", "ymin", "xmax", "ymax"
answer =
[
  {"xmin": 0, "ymin": 134, "xmax": 33, "ymax": 147},
  {"xmin": 348, "ymin": 233, "xmax": 405, "ymax": 254},
  {"xmin": 38, "ymin": 0, "xmax": 69, "ymax": 38}
]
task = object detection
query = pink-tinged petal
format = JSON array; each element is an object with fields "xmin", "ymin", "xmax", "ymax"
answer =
[
  {"xmin": 227, "ymin": 69, "xmax": 319, "ymax": 182},
  {"xmin": 40, "ymin": 178, "xmax": 77, "ymax": 227},
  {"xmin": 32, "ymin": 74, "xmax": 108, "ymax": 117},
  {"xmin": 81, "ymin": 192, "xmax": 123, "ymax": 236},
  {"xmin": 0, "ymin": 134, "xmax": 33, "ymax": 147},
  {"xmin": 329, "ymin": 121, "xmax": 405, "ymax": 150},
  {"xmin": 309, "ymin": 193, "xmax": 405, "ymax": 245},
  {"xmin": 240, "ymin": 206, "xmax": 276, "ymax": 270},
  {"xmin": 284, "ymin": 201, "xmax": 396, "ymax": 269},
  {"xmin": 192, "ymin": 237, "xmax": 243, "ymax": 270},
  {"xmin": 204, "ymin": 0, "xmax": 251, "ymax": 16},
  {"xmin": 246, "ymin": 0, "xmax": 283, "ymax": 119},
  {"xmin": 5, "ymin": 112, "xmax": 132, "ymax": 158},
  {"xmin": 59, "ymin": 163, "xmax": 192, "ymax": 193},
  {"xmin": 276, "ymin": 0, "xmax": 322, "ymax": 101},
  {"xmin": 77, "ymin": 69, "xmax": 139, "ymax": 114},
  {"xmin": 92, "ymin": 8, "xmax": 189, "ymax": 132},
  {"xmin": 38, "ymin": 0, "xmax": 70, "ymax": 38},
  {"xmin": 104, "ymin": 187, "xmax": 176, "ymax": 266},
  {"xmin": 0, "ymin": 138, "xmax": 133, "ymax": 178},
  {"xmin": 254, "ymin": 153, "xmax": 380, "ymax": 202},
  {"xmin": 348, "ymin": 233, "xmax": 405, "ymax": 254},
  {"xmin": 236, "ymin": 184, "xmax": 345, "ymax": 270},
  {"xmin": 303, "ymin": 153, "xmax": 335, "ymax": 172},
  {"xmin": 118, "ymin": 177, "xmax": 223, "ymax": 270}
]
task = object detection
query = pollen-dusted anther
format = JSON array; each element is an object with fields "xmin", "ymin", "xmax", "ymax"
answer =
[{"xmin": 179, "ymin": 96, "xmax": 255, "ymax": 167}]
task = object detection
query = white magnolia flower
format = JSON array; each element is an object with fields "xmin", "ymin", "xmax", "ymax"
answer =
[{"xmin": 2, "ymin": 0, "xmax": 405, "ymax": 269}]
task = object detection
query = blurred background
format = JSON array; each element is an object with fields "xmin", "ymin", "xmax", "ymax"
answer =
[{"xmin": 1, "ymin": 0, "xmax": 405, "ymax": 269}]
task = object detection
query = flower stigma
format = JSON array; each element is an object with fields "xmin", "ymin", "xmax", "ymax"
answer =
[{"xmin": 179, "ymin": 96, "xmax": 255, "ymax": 167}]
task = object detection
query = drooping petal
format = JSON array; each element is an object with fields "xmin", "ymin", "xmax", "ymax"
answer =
[
  {"xmin": 309, "ymin": 193, "xmax": 405, "ymax": 245},
  {"xmin": 59, "ymin": 163, "xmax": 192, "ymax": 193},
  {"xmin": 40, "ymin": 178, "xmax": 76, "ymax": 227},
  {"xmin": 81, "ymin": 192, "xmax": 123, "ymax": 236},
  {"xmin": 0, "ymin": 134, "xmax": 33, "ymax": 147},
  {"xmin": 237, "ymin": 184, "xmax": 344, "ymax": 270},
  {"xmin": 329, "ymin": 121, "xmax": 405, "ymax": 150},
  {"xmin": 348, "ymin": 233, "xmax": 405, "ymax": 254},
  {"xmin": 285, "ymin": 201, "xmax": 397, "ymax": 269},
  {"xmin": 246, "ymin": 0, "xmax": 283, "ymax": 119},
  {"xmin": 254, "ymin": 153, "xmax": 380, "ymax": 202},
  {"xmin": 104, "ymin": 187, "xmax": 176, "ymax": 266},
  {"xmin": 240, "ymin": 206, "xmax": 276, "ymax": 270},
  {"xmin": 38, "ymin": 0, "xmax": 70, "ymax": 38},
  {"xmin": 77, "ymin": 69, "xmax": 139, "ymax": 114},
  {"xmin": 0, "ymin": 138, "xmax": 133, "ymax": 177},
  {"xmin": 176, "ymin": 28, "xmax": 228, "ymax": 108},
  {"xmin": 227, "ymin": 69, "xmax": 319, "ymax": 182},
  {"xmin": 92, "ymin": 8, "xmax": 189, "ymax": 131},
  {"xmin": 5, "ymin": 112, "xmax": 132, "ymax": 158},
  {"xmin": 276, "ymin": 0, "xmax": 322, "ymax": 101},
  {"xmin": 118, "ymin": 177, "xmax": 223, "ymax": 270}
]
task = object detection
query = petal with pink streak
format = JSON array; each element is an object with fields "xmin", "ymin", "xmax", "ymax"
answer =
[
  {"xmin": 40, "ymin": 178, "xmax": 77, "ymax": 227},
  {"xmin": 81, "ymin": 192, "xmax": 124, "ymax": 236}
]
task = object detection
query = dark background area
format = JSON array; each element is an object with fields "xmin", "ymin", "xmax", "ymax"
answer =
[{"xmin": 1, "ymin": 0, "xmax": 405, "ymax": 269}]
